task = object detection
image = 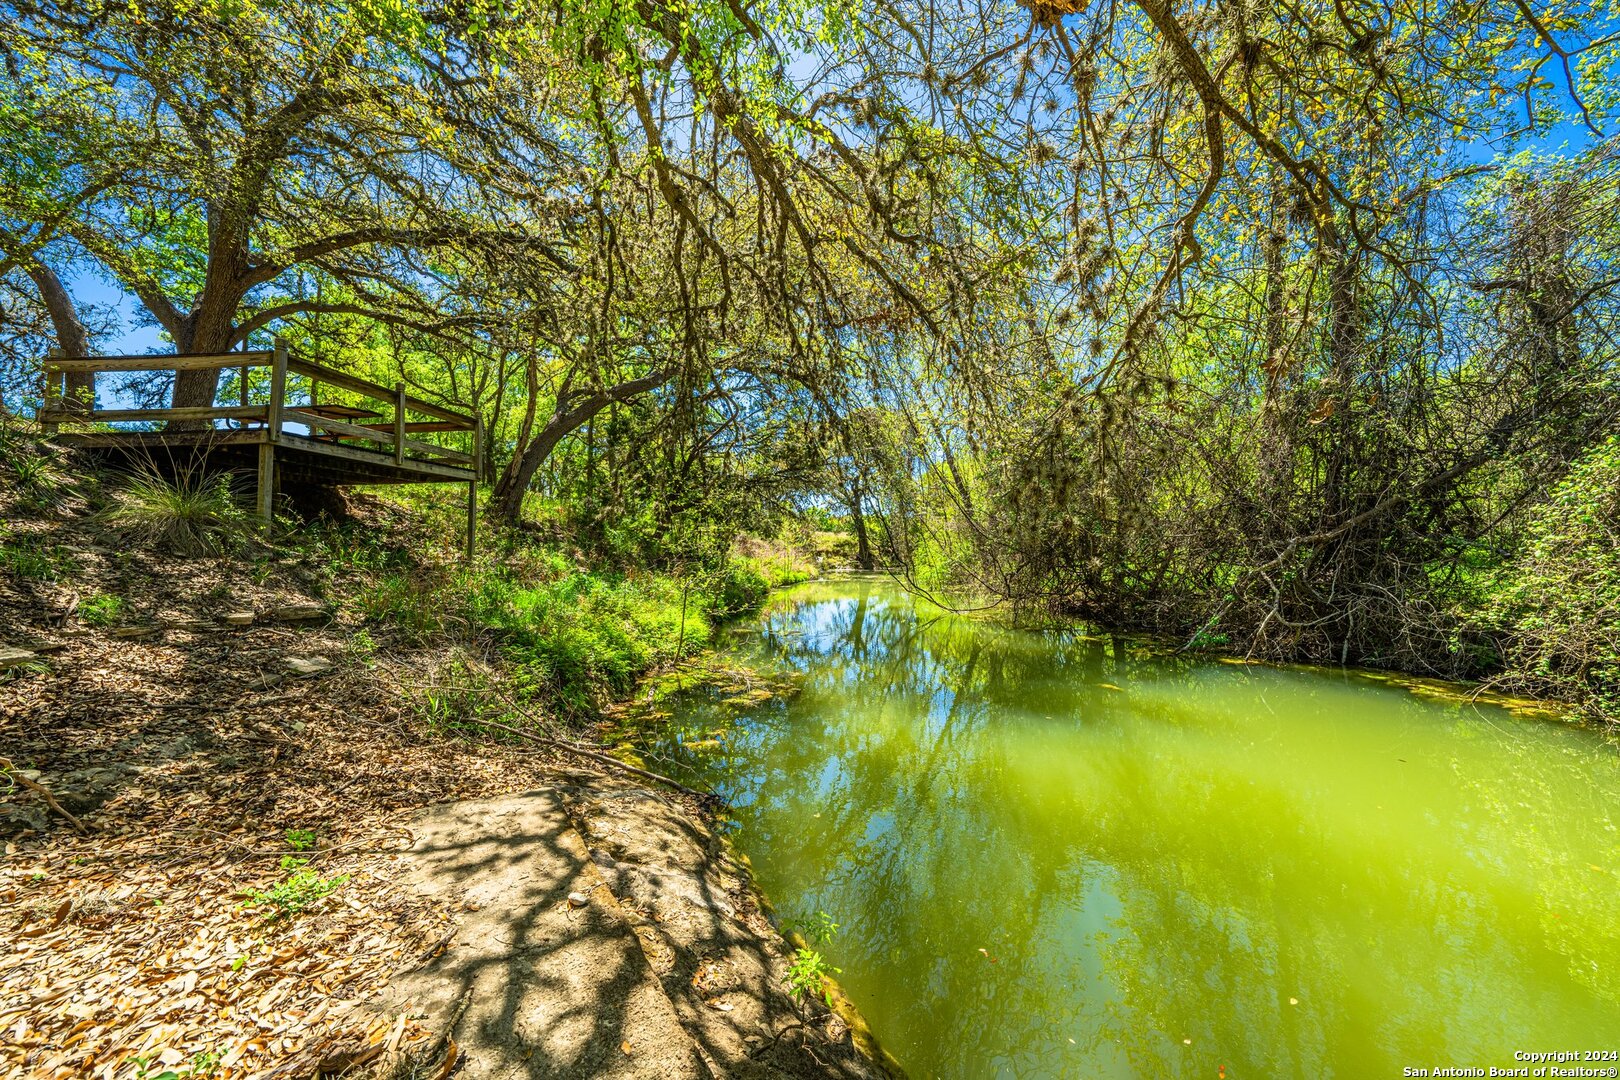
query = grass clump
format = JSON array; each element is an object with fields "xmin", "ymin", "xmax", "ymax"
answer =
[
  {"xmin": 79, "ymin": 592, "xmax": 127, "ymax": 627},
  {"xmin": 0, "ymin": 530, "xmax": 75, "ymax": 581},
  {"xmin": 103, "ymin": 466, "xmax": 248, "ymax": 557},
  {"xmin": 357, "ymin": 569, "xmax": 447, "ymax": 640},
  {"xmin": 0, "ymin": 423, "xmax": 73, "ymax": 511}
]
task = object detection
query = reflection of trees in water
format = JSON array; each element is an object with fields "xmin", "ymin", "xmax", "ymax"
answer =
[{"xmin": 658, "ymin": 582, "xmax": 1620, "ymax": 1078}]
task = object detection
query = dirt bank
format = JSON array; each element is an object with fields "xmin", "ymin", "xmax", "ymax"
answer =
[{"xmin": 1, "ymin": 486, "xmax": 889, "ymax": 1079}]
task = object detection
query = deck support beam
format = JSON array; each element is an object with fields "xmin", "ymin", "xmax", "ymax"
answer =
[
  {"xmin": 256, "ymin": 442, "xmax": 276, "ymax": 525},
  {"xmin": 466, "ymin": 416, "xmax": 481, "ymax": 562},
  {"xmin": 41, "ymin": 348, "xmax": 62, "ymax": 435}
]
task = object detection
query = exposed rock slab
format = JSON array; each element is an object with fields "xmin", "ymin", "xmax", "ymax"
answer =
[
  {"xmin": 381, "ymin": 791, "xmax": 709, "ymax": 1080},
  {"xmin": 563, "ymin": 786, "xmax": 888, "ymax": 1080}
]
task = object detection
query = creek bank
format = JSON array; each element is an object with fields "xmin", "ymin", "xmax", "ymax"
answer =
[
  {"xmin": 377, "ymin": 779, "xmax": 890, "ymax": 1079},
  {"xmin": 0, "ymin": 479, "xmax": 885, "ymax": 1079}
]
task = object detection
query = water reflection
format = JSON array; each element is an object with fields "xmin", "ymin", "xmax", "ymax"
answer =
[{"xmin": 649, "ymin": 579, "xmax": 1620, "ymax": 1079}]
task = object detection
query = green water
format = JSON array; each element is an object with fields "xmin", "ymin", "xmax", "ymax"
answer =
[{"xmin": 643, "ymin": 579, "xmax": 1620, "ymax": 1079}]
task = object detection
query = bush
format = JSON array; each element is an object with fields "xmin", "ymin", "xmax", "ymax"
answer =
[
  {"xmin": 705, "ymin": 561, "xmax": 770, "ymax": 619},
  {"xmin": 103, "ymin": 465, "xmax": 247, "ymax": 557},
  {"xmin": 1478, "ymin": 436, "xmax": 1620, "ymax": 720},
  {"xmin": 463, "ymin": 567, "xmax": 705, "ymax": 710}
]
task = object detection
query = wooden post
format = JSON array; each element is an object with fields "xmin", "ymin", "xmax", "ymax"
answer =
[
  {"xmin": 41, "ymin": 348, "xmax": 62, "ymax": 435},
  {"xmin": 466, "ymin": 416, "xmax": 481, "ymax": 562},
  {"xmin": 267, "ymin": 338, "xmax": 287, "ymax": 442},
  {"xmin": 258, "ymin": 338, "xmax": 287, "ymax": 528},
  {"xmin": 393, "ymin": 382, "xmax": 406, "ymax": 465},
  {"xmin": 256, "ymin": 443, "xmax": 275, "ymax": 526}
]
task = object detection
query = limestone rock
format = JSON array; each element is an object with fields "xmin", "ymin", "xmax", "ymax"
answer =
[{"xmin": 270, "ymin": 603, "xmax": 328, "ymax": 622}]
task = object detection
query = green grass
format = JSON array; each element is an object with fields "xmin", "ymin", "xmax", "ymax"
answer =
[
  {"xmin": 462, "ymin": 566, "xmax": 709, "ymax": 711},
  {"xmin": 0, "ymin": 531, "xmax": 75, "ymax": 581},
  {"xmin": 102, "ymin": 466, "xmax": 248, "ymax": 557},
  {"xmin": 79, "ymin": 592, "xmax": 127, "ymax": 628}
]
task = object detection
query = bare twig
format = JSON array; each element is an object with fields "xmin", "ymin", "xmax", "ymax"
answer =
[{"xmin": 1, "ymin": 757, "xmax": 88, "ymax": 834}]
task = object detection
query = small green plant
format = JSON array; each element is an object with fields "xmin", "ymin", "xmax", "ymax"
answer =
[
  {"xmin": 0, "ymin": 535, "xmax": 74, "ymax": 581},
  {"xmin": 187, "ymin": 1050, "xmax": 221, "ymax": 1078},
  {"xmin": 785, "ymin": 947, "xmax": 840, "ymax": 1005},
  {"xmin": 103, "ymin": 463, "xmax": 247, "ymax": 557},
  {"xmin": 1186, "ymin": 628, "xmax": 1231, "ymax": 651},
  {"xmin": 242, "ymin": 868, "xmax": 348, "ymax": 918},
  {"xmin": 349, "ymin": 627, "xmax": 378, "ymax": 661},
  {"xmin": 284, "ymin": 828, "xmax": 317, "ymax": 851},
  {"xmin": 787, "ymin": 909, "xmax": 840, "ymax": 945},
  {"xmin": 8, "ymin": 451, "xmax": 69, "ymax": 510},
  {"xmin": 130, "ymin": 1048, "xmax": 220, "ymax": 1080},
  {"xmin": 79, "ymin": 592, "xmax": 127, "ymax": 628}
]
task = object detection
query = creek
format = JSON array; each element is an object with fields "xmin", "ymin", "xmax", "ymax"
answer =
[{"xmin": 641, "ymin": 578, "xmax": 1620, "ymax": 1078}]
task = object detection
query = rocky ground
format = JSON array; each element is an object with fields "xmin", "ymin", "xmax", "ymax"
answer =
[{"xmin": 0, "ymin": 451, "xmax": 885, "ymax": 1080}]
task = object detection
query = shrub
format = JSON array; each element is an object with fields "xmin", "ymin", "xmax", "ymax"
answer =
[
  {"xmin": 705, "ymin": 561, "xmax": 769, "ymax": 619},
  {"xmin": 1477, "ymin": 436, "xmax": 1620, "ymax": 720},
  {"xmin": 103, "ymin": 465, "xmax": 247, "ymax": 557}
]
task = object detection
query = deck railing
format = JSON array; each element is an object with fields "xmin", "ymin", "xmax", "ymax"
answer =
[{"xmin": 39, "ymin": 339, "xmax": 480, "ymax": 473}]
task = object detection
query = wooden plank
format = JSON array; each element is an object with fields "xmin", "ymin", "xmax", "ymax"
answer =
[
  {"xmin": 282, "ymin": 409, "xmax": 472, "ymax": 464},
  {"xmin": 276, "ymin": 433, "xmax": 474, "ymax": 480},
  {"xmin": 39, "ymin": 405, "xmax": 269, "ymax": 424},
  {"xmin": 350, "ymin": 420, "xmax": 467, "ymax": 434},
  {"xmin": 283, "ymin": 358, "xmax": 473, "ymax": 426},
  {"xmin": 282, "ymin": 408, "xmax": 396, "ymax": 448},
  {"xmin": 46, "ymin": 352, "xmax": 271, "ymax": 374},
  {"xmin": 55, "ymin": 429, "xmax": 268, "ymax": 448},
  {"xmin": 401, "ymin": 437, "xmax": 472, "ymax": 464},
  {"xmin": 42, "ymin": 348, "xmax": 61, "ymax": 435}
]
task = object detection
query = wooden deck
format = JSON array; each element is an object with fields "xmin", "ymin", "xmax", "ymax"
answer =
[{"xmin": 40, "ymin": 340, "xmax": 480, "ymax": 554}]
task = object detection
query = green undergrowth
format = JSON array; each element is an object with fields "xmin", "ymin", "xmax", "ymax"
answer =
[
  {"xmin": 306, "ymin": 486, "xmax": 789, "ymax": 719},
  {"xmin": 1470, "ymin": 435, "xmax": 1620, "ymax": 721}
]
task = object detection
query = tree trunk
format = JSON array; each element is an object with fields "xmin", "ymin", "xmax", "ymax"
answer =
[
  {"xmin": 490, "ymin": 368, "xmax": 671, "ymax": 522},
  {"xmin": 491, "ymin": 407, "xmax": 579, "ymax": 521},
  {"xmin": 26, "ymin": 261, "xmax": 93, "ymax": 410},
  {"xmin": 847, "ymin": 480, "xmax": 876, "ymax": 570}
]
